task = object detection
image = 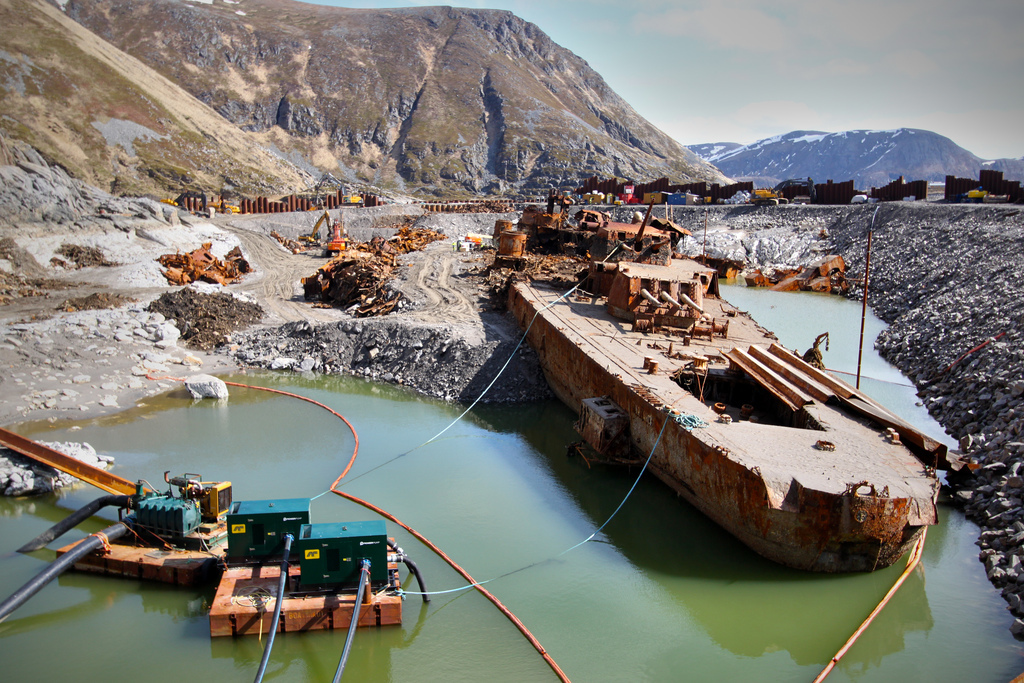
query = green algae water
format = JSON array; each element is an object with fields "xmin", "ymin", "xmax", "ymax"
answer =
[{"xmin": 1, "ymin": 287, "xmax": 1021, "ymax": 682}]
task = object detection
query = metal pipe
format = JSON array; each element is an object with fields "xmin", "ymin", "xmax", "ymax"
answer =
[
  {"xmin": 663, "ymin": 289, "xmax": 704, "ymax": 314},
  {"xmin": 253, "ymin": 533, "xmax": 294, "ymax": 683},
  {"xmin": 332, "ymin": 560, "xmax": 370, "ymax": 683},
  {"xmin": 856, "ymin": 208, "xmax": 877, "ymax": 389},
  {"xmin": 18, "ymin": 495, "xmax": 132, "ymax": 553},
  {"xmin": 701, "ymin": 208, "xmax": 708, "ymax": 262},
  {"xmin": 0, "ymin": 522, "xmax": 130, "ymax": 624},
  {"xmin": 639, "ymin": 288, "xmax": 661, "ymax": 307},
  {"xmin": 658, "ymin": 291, "xmax": 682, "ymax": 310}
]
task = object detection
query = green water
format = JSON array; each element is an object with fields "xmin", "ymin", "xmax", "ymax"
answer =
[{"xmin": 0, "ymin": 287, "xmax": 1020, "ymax": 682}]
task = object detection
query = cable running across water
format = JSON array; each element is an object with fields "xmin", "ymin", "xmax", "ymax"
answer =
[
  {"xmin": 334, "ymin": 245, "xmax": 623, "ymax": 489},
  {"xmin": 221, "ymin": 380, "xmax": 570, "ymax": 682}
]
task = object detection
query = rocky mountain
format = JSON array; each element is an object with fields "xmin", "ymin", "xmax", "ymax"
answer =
[
  {"xmin": 58, "ymin": 0, "xmax": 723, "ymax": 197},
  {"xmin": 0, "ymin": 0, "xmax": 311, "ymax": 197},
  {"xmin": 688, "ymin": 129, "xmax": 1024, "ymax": 189}
]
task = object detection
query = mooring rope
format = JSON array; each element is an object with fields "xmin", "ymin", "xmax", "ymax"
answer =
[{"xmin": 332, "ymin": 244, "xmax": 623, "ymax": 488}]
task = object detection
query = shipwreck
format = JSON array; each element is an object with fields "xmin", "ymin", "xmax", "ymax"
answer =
[{"xmin": 506, "ymin": 208, "xmax": 945, "ymax": 572}]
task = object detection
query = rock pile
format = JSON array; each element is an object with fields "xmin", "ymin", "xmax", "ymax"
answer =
[
  {"xmin": 1, "ymin": 441, "xmax": 114, "ymax": 496},
  {"xmin": 231, "ymin": 317, "xmax": 551, "ymax": 403}
]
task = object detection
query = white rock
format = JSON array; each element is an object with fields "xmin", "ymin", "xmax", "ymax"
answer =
[
  {"xmin": 154, "ymin": 322, "xmax": 180, "ymax": 342},
  {"xmin": 184, "ymin": 374, "xmax": 229, "ymax": 399},
  {"xmin": 270, "ymin": 357, "xmax": 297, "ymax": 370}
]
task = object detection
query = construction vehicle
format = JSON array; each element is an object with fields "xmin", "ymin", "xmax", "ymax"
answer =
[
  {"xmin": 774, "ymin": 177, "xmax": 817, "ymax": 204},
  {"xmin": 751, "ymin": 177, "xmax": 816, "ymax": 206},
  {"xmin": 750, "ymin": 188, "xmax": 786, "ymax": 206},
  {"xmin": 300, "ymin": 210, "xmax": 332, "ymax": 246},
  {"xmin": 324, "ymin": 217, "xmax": 347, "ymax": 256},
  {"xmin": 161, "ymin": 190, "xmax": 208, "ymax": 214}
]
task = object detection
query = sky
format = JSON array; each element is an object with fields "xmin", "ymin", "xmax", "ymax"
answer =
[{"xmin": 308, "ymin": 0, "xmax": 1024, "ymax": 160}]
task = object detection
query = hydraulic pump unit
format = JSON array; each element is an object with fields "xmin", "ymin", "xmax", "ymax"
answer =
[
  {"xmin": 227, "ymin": 498, "xmax": 311, "ymax": 561},
  {"xmin": 134, "ymin": 495, "xmax": 201, "ymax": 539},
  {"xmin": 296, "ymin": 521, "xmax": 388, "ymax": 589}
]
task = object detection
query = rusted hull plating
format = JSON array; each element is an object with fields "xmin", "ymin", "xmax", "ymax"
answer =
[{"xmin": 509, "ymin": 283, "xmax": 934, "ymax": 572}]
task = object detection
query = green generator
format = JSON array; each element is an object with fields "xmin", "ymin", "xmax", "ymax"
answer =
[
  {"xmin": 296, "ymin": 521, "xmax": 388, "ymax": 589},
  {"xmin": 226, "ymin": 498, "xmax": 311, "ymax": 561}
]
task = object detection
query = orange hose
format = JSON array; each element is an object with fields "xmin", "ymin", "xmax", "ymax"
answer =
[
  {"xmin": 222, "ymin": 381, "xmax": 360, "ymax": 485},
  {"xmin": 813, "ymin": 529, "xmax": 927, "ymax": 682},
  {"xmin": 217, "ymin": 379, "xmax": 569, "ymax": 681},
  {"xmin": 332, "ymin": 488, "xmax": 571, "ymax": 683}
]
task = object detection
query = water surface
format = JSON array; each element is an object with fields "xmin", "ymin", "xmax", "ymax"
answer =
[{"xmin": 0, "ymin": 287, "xmax": 1019, "ymax": 682}]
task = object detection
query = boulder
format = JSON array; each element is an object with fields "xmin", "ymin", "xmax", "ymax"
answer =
[{"xmin": 184, "ymin": 374, "xmax": 229, "ymax": 400}]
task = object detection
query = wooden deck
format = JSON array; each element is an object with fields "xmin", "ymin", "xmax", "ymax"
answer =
[
  {"xmin": 56, "ymin": 538, "xmax": 224, "ymax": 586},
  {"xmin": 209, "ymin": 563, "xmax": 402, "ymax": 637}
]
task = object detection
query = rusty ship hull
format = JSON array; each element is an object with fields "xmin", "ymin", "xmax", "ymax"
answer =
[{"xmin": 508, "ymin": 266, "xmax": 942, "ymax": 573}]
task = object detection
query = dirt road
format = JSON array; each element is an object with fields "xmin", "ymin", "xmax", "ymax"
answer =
[{"xmin": 222, "ymin": 224, "xmax": 344, "ymax": 325}]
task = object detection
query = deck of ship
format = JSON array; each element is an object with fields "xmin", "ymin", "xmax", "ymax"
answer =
[{"xmin": 510, "ymin": 273, "xmax": 940, "ymax": 571}]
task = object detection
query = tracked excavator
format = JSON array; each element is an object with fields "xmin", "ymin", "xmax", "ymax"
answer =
[{"xmin": 300, "ymin": 210, "xmax": 348, "ymax": 256}]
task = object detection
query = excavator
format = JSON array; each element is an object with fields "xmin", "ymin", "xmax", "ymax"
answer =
[
  {"xmin": 751, "ymin": 177, "xmax": 817, "ymax": 206},
  {"xmin": 300, "ymin": 210, "xmax": 348, "ymax": 256}
]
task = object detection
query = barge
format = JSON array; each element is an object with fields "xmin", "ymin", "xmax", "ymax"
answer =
[{"xmin": 508, "ymin": 256, "xmax": 944, "ymax": 572}]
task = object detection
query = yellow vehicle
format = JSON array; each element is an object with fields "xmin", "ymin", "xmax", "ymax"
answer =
[
  {"xmin": 300, "ymin": 210, "xmax": 332, "ymax": 244},
  {"xmin": 750, "ymin": 188, "xmax": 785, "ymax": 206}
]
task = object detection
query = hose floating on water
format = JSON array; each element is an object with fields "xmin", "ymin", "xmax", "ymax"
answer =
[
  {"xmin": 0, "ymin": 521, "xmax": 130, "ymax": 624},
  {"xmin": 252, "ymin": 533, "xmax": 294, "ymax": 683},
  {"xmin": 332, "ymin": 560, "xmax": 370, "ymax": 683},
  {"xmin": 211, "ymin": 380, "xmax": 570, "ymax": 680},
  {"xmin": 813, "ymin": 529, "xmax": 927, "ymax": 682},
  {"xmin": 333, "ymin": 489, "xmax": 571, "ymax": 683},
  {"xmin": 17, "ymin": 495, "xmax": 132, "ymax": 553}
]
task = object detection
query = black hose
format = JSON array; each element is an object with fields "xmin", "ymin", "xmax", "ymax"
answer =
[
  {"xmin": 18, "ymin": 495, "xmax": 132, "ymax": 553},
  {"xmin": 332, "ymin": 560, "xmax": 370, "ymax": 683},
  {"xmin": 253, "ymin": 533, "xmax": 293, "ymax": 683},
  {"xmin": 400, "ymin": 556, "xmax": 429, "ymax": 603},
  {"xmin": 0, "ymin": 521, "xmax": 130, "ymax": 623},
  {"xmin": 386, "ymin": 539, "xmax": 429, "ymax": 603}
]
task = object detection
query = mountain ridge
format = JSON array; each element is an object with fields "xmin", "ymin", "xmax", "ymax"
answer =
[
  {"xmin": 59, "ymin": 0, "xmax": 725, "ymax": 197},
  {"xmin": 0, "ymin": 0, "xmax": 311, "ymax": 197},
  {"xmin": 688, "ymin": 129, "xmax": 1024, "ymax": 188}
]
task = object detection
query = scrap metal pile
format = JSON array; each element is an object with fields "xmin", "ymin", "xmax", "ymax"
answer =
[
  {"xmin": 157, "ymin": 243, "xmax": 252, "ymax": 286},
  {"xmin": 270, "ymin": 231, "xmax": 305, "ymax": 254},
  {"xmin": 301, "ymin": 227, "xmax": 445, "ymax": 317},
  {"xmin": 742, "ymin": 255, "xmax": 850, "ymax": 294}
]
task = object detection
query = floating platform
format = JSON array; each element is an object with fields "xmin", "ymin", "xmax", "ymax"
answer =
[
  {"xmin": 209, "ymin": 563, "xmax": 403, "ymax": 637},
  {"xmin": 56, "ymin": 538, "xmax": 224, "ymax": 586}
]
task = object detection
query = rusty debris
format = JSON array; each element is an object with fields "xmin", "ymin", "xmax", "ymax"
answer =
[
  {"xmin": 743, "ymin": 255, "xmax": 850, "ymax": 295},
  {"xmin": 51, "ymin": 244, "xmax": 118, "ymax": 269},
  {"xmin": 157, "ymin": 243, "xmax": 252, "ymax": 286},
  {"xmin": 299, "ymin": 227, "xmax": 444, "ymax": 317},
  {"xmin": 271, "ymin": 231, "xmax": 306, "ymax": 254},
  {"xmin": 383, "ymin": 226, "xmax": 445, "ymax": 254},
  {"xmin": 302, "ymin": 255, "xmax": 402, "ymax": 317}
]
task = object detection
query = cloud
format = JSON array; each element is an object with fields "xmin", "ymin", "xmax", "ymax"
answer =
[{"xmin": 630, "ymin": 2, "xmax": 790, "ymax": 52}]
